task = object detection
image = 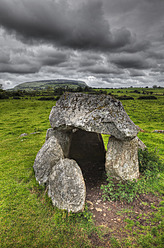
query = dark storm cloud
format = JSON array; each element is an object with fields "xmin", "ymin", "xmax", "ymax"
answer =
[
  {"xmin": 0, "ymin": 45, "xmax": 40, "ymax": 74},
  {"xmin": 78, "ymin": 53, "xmax": 103, "ymax": 68},
  {"xmin": 38, "ymin": 49, "xmax": 69, "ymax": 66},
  {"xmin": 78, "ymin": 63, "xmax": 122, "ymax": 75},
  {"xmin": 0, "ymin": 63, "xmax": 39, "ymax": 74},
  {"xmin": 129, "ymin": 69, "xmax": 146, "ymax": 77},
  {"xmin": 103, "ymin": 0, "xmax": 164, "ymax": 35},
  {"xmin": 0, "ymin": 0, "xmax": 148, "ymax": 52},
  {"xmin": 111, "ymin": 54, "xmax": 157, "ymax": 70},
  {"xmin": 0, "ymin": 50, "xmax": 10, "ymax": 63},
  {"xmin": 0, "ymin": 0, "xmax": 163, "ymax": 89}
]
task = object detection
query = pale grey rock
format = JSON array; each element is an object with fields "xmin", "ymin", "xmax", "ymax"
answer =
[
  {"xmin": 137, "ymin": 137, "xmax": 147, "ymax": 150},
  {"xmin": 49, "ymin": 93, "xmax": 139, "ymax": 140},
  {"xmin": 19, "ymin": 133, "xmax": 28, "ymax": 137},
  {"xmin": 46, "ymin": 128, "xmax": 72, "ymax": 157},
  {"xmin": 33, "ymin": 136, "xmax": 64, "ymax": 185},
  {"xmin": 105, "ymin": 136, "xmax": 139, "ymax": 181},
  {"xmin": 48, "ymin": 158, "xmax": 86, "ymax": 213}
]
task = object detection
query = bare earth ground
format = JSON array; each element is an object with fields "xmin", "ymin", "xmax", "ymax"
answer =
[{"xmin": 82, "ymin": 162, "xmax": 161, "ymax": 247}]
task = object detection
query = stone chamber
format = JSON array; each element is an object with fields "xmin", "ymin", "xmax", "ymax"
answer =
[{"xmin": 33, "ymin": 93, "xmax": 143, "ymax": 212}]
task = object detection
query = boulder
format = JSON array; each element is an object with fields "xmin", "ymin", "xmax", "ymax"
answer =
[
  {"xmin": 46, "ymin": 128, "xmax": 72, "ymax": 157},
  {"xmin": 48, "ymin": 158, "xmax": 86, "ymax": 212},
  {"xmin": 105, "ymin": 136, "xmax": 139, "ymax": 181},
  {"xmin": 49, "ymin": 93, "xmax": 139, "ymax": 140},
  {"xmin": 137, "ymin": 137, "xmax": 147, "ymax": 150},
  {"xmin": 33, "ymin": 136, "xmax": 64, "ymax": 185}
]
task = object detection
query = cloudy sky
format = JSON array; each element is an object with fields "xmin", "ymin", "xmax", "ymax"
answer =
[{"xmin": 0, "ymin": 0, "xmax": 164, "ymax": 89}]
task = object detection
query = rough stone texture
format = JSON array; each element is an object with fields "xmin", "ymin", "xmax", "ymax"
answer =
[
  {"xmin": 33, "ymin": 136, "xmax": 64, "ymax": 185},
  {"xmin": 137, "ymin": 137, "xmax": 147, "ymax": 151},
  {"xmin": 46, "ymin": 128, "xmax": 72, "ymax": 157},
  {"xmin": 105, "ymin": 136, "xmax": 139, "ymax": 181},
  {"xmin": 48, "ymin": 158, "xmax": 86, "ymax": 212},
  {"xmin": 49, "ymin": 93, "xmax": 139, "ymax": 140}
]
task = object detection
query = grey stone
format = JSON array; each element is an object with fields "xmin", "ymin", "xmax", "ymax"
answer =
[
  {"xmin": 49, "ymin": 93, "xmax": 139, "ymax": 140},
  {"xmin": 33, "ymin": 136, "xmax": 64, "ymax": 185},
  {"xmin": 48, "ymin": 158, "xmax": 86, "ymax": 212},
  {"xmin": 19, "ymin": 133, "xmax": 28, "ymax": 137},
  {"xmin": 105, "ymin": 136, "xmax": 139, "ymax": 181},
  {"xmin": 46, "ymin": 128, "xmax": 72, "ymax": 157},
  {"xmin": 137, "ymin": 137, "xmax": 147, "ymax": 150}
]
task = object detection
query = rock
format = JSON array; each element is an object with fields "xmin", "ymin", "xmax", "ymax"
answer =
[
  {"xmin": 137, "ymin": 137, "xmax": 147, "ymax": 150},
  {"xmin": 48, "ymin": 158, "xmax": 86, "ymax": 213},
  {"xmin": 95, "ymin": 208, "xmax": 103, "ymax": 212},
  {"xmin": 86, "ymin": 200, "xmax": 93, "ymax": 206},
  {"xmin": 46, "ymin": 128, "xmax": 72, "ymax": 157},
  {"xmin": 19, "ymin": 133, "xmax": 28, "ymax": 137},
  {"xmin": 33, "ymin": 136, "xmax": 64, "ymax": 185},
  {"xmin": 49, "ymin": 93, "xmax": 139, "ymax": 140},
  {"xmin": 30, "ymin": 132, "xmax": 41, "ymax": 135},
  {"xmin": 152, "ymin": 130, "xmax": 164, "ymax": 133},
  {"xmin": 105, "ymin": 136, "xmax": 139, "ymax": 181}
]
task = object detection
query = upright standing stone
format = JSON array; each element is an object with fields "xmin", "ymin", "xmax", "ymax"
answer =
[
  {"xmin": 46, "ymin": 128, "xmax": 72, "ymax": 157},
  {"xmin": 48, "ymin": 158, "xmax": 86, "ymax": 212},
  {"xmin": 105, "ymin": 136, "xmax": 139, "ymax": 181},
  {"xmin": 33, "ymin": 136, "xmax": 64, "ymax": 185}
]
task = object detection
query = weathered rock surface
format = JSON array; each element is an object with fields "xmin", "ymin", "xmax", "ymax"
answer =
[
  {"xmin": 46, "ymin": 128, "xmax": 72, "ymax": 157},
  {"xmin": 137, "ymin": 137, "xmax": 147, "ymax": 151},
  {"xmin": 48, "ymin": 158, "xmax": 86, "ymax": 212},
  {"xmin": 105, "ymin": 136, "xmax": 139, "ymax": 181},
  {"xmin": 33, "ymin": 136, "xmax": 64, "ymax": 185},
  {"xmin": 49, "ymin": 93, "xmax": 139, "ymax": 140}
]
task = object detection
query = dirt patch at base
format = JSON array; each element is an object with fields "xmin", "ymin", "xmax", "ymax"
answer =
[{"xmin": 85, "ymin": 173, "xmax": 161, "ymax": 248}]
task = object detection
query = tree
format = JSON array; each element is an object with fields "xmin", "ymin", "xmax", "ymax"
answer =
[
  {"xmin": 153, "ymin": 85, "xmax": 158, "ymax": 88},
  {"xmin": 0, "ymin": 84, "xmax": 3, "ymax": 90}
]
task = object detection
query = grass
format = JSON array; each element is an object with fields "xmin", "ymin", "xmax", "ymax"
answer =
[
  {"xmin": 0, "ymin": 99, "xmax": 94, "ymax": 247},
  {"xmin": 0, "ymin": 88, "xmax": 164, "ymax": 247},
  {"xmin": 101, "ymin": 148, "xmax": 164, "ymax": 203}
]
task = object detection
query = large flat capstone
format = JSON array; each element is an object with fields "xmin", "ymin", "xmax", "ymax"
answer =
[{"xmin": 49, "ymin": 93, "xmax": 139, "ymax": 140}]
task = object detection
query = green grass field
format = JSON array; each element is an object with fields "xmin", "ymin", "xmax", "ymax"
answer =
[{"xmin": 0, "ymin": 89, "xmax": 164, "ymax": 247}]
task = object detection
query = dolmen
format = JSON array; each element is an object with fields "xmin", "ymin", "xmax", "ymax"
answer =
[{"xmin": 33, "ymin": 93, "xmax": 140, "ymax": 212}]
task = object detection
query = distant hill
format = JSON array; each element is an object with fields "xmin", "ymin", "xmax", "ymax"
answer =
[{"xmin": 12, "ymin": 79, "xmax": 87, "ymax": 91}]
